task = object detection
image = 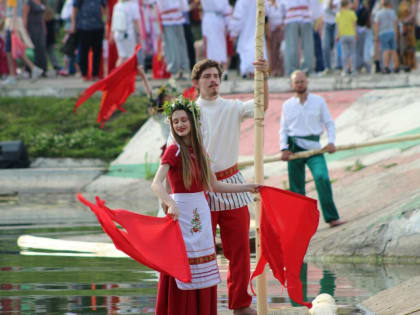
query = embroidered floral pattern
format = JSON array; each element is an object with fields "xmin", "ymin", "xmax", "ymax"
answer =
[{"xmin": 190, "ymin": 208, "xmax": 202, "ymax": 234}]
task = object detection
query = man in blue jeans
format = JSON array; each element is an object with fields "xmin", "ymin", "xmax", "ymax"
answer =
[
  {"xmin": 279, "ymin": 70, "xmax": 346, "ymax": 227},
  {"xmin": 323, "ymin": 0, "xmax": 341, "ymax": 73},
  {"xmin": 281, "ymin": 0, "xmax": 314, "ymax": 75}
]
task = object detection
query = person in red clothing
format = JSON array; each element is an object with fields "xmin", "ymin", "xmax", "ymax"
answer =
[{"xmin": 152, "ymin": 96, "xmax": 258, "ymax": 315}]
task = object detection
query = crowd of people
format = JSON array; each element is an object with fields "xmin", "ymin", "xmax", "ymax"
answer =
[
  {"xmin": 0, "ymin": 0, "xmax": 418, "ymax": 86},
  {"xmin": 268, "ymin": 0, "xmax": 419, "ymax": 76}
]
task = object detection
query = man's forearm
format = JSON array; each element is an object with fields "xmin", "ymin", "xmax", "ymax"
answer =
[
  {"xmin": 264, "ymin": 75, "xmax": 269, "ymax": 111},
  {"xmin": 71, "ymin": 7, "xmax": 78, "ymax": 31}
]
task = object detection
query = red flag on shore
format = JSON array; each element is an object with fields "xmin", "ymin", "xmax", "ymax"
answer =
[
  {"xmin": 77, "ymin": 194, "xmax": 191, "ymax": 282},
  {"xmin": 74, "ymin": 46, "xmax": 141, "ymax": 127},
  {"xmin": 250, "ymin": 186, "xmax": 319, "ymax": 308}
]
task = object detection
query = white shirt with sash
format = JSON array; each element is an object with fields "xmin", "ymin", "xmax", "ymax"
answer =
[
  {"xmin": 228, "ymin": 0, "xmax": 258, "ymax": 75},
  {"xmin": 279, "ymin": 93, "xmax": 336, "ymax": 151},
  {"xmin": 156, "ymin": 0, "xmax": 188, "ymax": 26},
  {"xmin": 198, "ymin": 96, "xmax": 254, "ymax": 211},
  {"xmin": 201, "ymin": 0, "xmax": 232, "ymax": 63},
  {"xmin": 280, "ymin": 0, "xmax": 313, "ymax": 24}
]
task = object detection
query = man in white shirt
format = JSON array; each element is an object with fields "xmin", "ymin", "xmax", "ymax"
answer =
[
  {"xmin": 279, "ymin": 70, "xmax": 345, "ymax": 228},
  {"xmin": 323, "ymin": 0, "xmax": 341, "ymax": 72},
  {"xmin": 280, "ymin": 0, "xmax": 315, "ymax": 75},
  {"xmin": 191, "ymin": 58, "xmax": 269, "ymax": 315},
  {"xmin": 229, "ymin": 0, "xmax": 259, "ymax": 78},
  {"xmin": 111, "ymin": 0, "xmax": 141, "ymax": 66},
  {"xmin": 267, "ymin": 0, "xmax": 285, "ymax": 77},
  {"xmin": 200, "ymin": 0, "xmax": 232, "ymax": 73},
  {"xmin": 156, "ymin": 0, "xmax": 190, "ymax": 79}
]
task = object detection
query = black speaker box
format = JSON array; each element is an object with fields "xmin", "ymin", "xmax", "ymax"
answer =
[{"xmin": 0, "ymin": 141, "xmax": 31, "ymax": 169}]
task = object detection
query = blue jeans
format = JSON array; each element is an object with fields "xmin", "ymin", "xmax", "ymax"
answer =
[
  {"xmin": 323, "ymin": 23, "xmax": 335, "ymax": 70},
  {"xmin": 137, "ymin": 46, "xmax": 145, "ymax": 68},
  {"xmin": 336, "ymin": 40, "xmax": 343, "ymax": 69},
  {"xmin": 355, "ymin": 26, "xmax": 368, "ymax": 70},
  {"xmin": 341, "ymin": 35, "xmax": 356, "ymax": 72},
  {"xmin": 313, "ymin": 30, "xmax": 325, "ymax": 72},
  {"xmin": 379, "ymin": 31, "xmax": 397, "ymax": 50},
  {"xmin": 285, "ymin": 22, "xmax": 314, "ymax": 75}
]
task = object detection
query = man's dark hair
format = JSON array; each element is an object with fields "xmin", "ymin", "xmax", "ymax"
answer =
[{"xmin": 191, "ymin": 59, "xmax": 223, "ymax": 81}]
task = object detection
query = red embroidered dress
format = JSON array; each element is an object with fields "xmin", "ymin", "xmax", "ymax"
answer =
[{"xmin": 156, "ymin": 144, "xmax": 219, "ymax": 315}]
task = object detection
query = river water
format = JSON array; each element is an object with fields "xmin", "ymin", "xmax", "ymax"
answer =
[{"xmin": 1, "ymin": 225, "xmax": 420, "ymax": 314}]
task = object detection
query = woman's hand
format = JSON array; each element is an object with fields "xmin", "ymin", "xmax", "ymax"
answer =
[
  {"xmin": 167, "ymin": 203, "xmax": 179, "ymax": 221},
  {"xmin": 248, "ymin": 184, "xmax": 260, "ymax": 193}
]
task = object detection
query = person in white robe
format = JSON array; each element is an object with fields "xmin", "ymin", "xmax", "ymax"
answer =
[
  {"xmin": 229, "ymin": 0, "xmax": 259, "ymax": 78},
  {"xmin": 200, "ymin": 0, "xmax": 232, "ymax": 73},
  {"xmin": 156, "ymin": 0, "xmax": 190, "ymax": 79}
]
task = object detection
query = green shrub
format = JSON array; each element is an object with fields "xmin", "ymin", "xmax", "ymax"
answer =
[{"xmin": 0, "ymin": 95, "xmax": 150, "ymax": 161}]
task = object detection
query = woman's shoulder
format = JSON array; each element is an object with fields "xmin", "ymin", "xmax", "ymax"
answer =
[
  {"xmin": 161, "ymin": 144, "xmax": 180, "ymax": 166},
  {"xmin": 164, "ymin": 144, "xmax": 180, "ymax": 157}
]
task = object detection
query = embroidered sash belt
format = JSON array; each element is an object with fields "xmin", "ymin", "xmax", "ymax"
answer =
[{"xmin": 215, "ymin": 164, "xmax": 239, "ymax": 180}]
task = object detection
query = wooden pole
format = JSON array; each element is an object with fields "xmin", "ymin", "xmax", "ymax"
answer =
[
  {"xmin": 238, "ymin": 134, "xmax": 420, "ymax": 168},
  {"xmin": 254, "ymin": 0, "xmax": 268, "ymax": 314}
]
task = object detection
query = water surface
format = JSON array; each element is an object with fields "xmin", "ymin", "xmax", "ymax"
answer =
[{"xmin": 1, "ymin": 227, "xmax": 419, "ymax": 314}]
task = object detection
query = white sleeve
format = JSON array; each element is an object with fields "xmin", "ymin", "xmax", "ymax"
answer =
[
  {"xmin": 223, "ymin": 2, "xmax": 233, "ymax": 26},
  {"xmin": 229, "ymin": 0, "xmax": 245, "ymax": 37},
  {"xmin": 310, "ymin": 0, "xmax": 322, "ymax": 21},
  {"xmin": 60, "ymin": 0, "xmax": 73, "ymax": 20},
  {"xmin": 132, "ymin": 2, "xmax": 141, "ymax": 20},
  {"xmin": 279, "ymin": 110, "xmax": 289, "ymax": 150},
  {"xmin": 320, "ymin": 99, "xmax": 336, "ymax": 144},
  {"xmin": 180, "ymin": 0, "xmax": 189, "ymax": 12},
  {"xmin": 238, "ymin": 99, "xmax": 255, "ymax": 120},
  {"xmin": 280, "ymin": 1, "xmax": 286, "ymax": 21}
]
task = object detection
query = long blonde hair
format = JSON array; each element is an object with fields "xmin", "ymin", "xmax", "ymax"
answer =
[{"xmin": 169, "ymin": 109, "xmax": 211, "ymax": 190}]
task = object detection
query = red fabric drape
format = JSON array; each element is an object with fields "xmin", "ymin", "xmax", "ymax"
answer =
[
  {"xmin": 250, "ymin": 186, "xmax": 319, "ymax": 308},
  {"xmin": 11, "ymin": 32, "xmax": 26, "ymax": 60},
  {"xmin": 74, "ymin": 45, "xmax": 140, "ymax": 127},
  {"xmin": 107, "ymin": 0, "xmax": 119, "ymax": 73},
  {"xmin": 77, "ymin": 194, "xmax": 191, "ymax": 283}
]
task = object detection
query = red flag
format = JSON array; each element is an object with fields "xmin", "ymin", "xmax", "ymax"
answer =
[
  {"xmin": 11, "ymin": 32, "xmax": 26, "ymax": 60},
  {"xmin": 77, "ymin": 194, "xmax": 191, "ymax": 282},
  {"xmin": 152, "ymin": 37, "xmax": 171, "ymax": 79},
  {"xmin": 74, "ymin": 46, "xmax": 141, "ymax": 127},
  {"xmin": 250, "ymin": 186, "xmax": 319, "ymax": 308},
  {"xmin": 182, "ymin": 85, "xmax": 198, "ymax": 101},
  {"xmin": 106, "ymin": 0, "xmax": 119, "ymax": 73}
]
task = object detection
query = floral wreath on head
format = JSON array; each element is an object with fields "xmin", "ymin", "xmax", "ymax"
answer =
[
  {"xmin": 163, "ymin": 95, "xmax": 201, "ymax": 130},
  {"xmin": 163, "ymin": 95, "xmax": 200, "ymax": 118}
]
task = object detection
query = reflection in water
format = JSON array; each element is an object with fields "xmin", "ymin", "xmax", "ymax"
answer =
[
  {"xmin": 2, "ymin": 231, "xmax": 420, "ymax": 313},
  {"xmin": 286, "ymin": 263, "xmax": 336, "ymax": 307},
  {"xmin": 319, "ymin": 269, "xmax": 336, "ymax": 297}
]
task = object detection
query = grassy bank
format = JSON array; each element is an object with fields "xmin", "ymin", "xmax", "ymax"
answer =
[{"xmin": 0, "ymin": 96, "xmax": 150, "ymax": 161}]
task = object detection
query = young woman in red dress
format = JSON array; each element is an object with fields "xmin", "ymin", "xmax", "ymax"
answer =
[{"xmin": 152, "ymin": 97, "xmax": 258, "ymax": 315}]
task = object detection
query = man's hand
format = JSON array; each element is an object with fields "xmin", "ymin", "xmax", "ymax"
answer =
[
  {"xmin": 253, "ymin": 59, "xmax": 270, "ymax": 74},
  {"xmin": 323, "ymin": 143, "xmax": 336, "ymax": 154},
  {"xmin": 280, "ymin": 150, "xmax": 292, "ymax": 161}
]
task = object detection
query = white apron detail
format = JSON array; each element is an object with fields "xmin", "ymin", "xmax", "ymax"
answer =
[{"xmin": 172, "ymin": 192, "xmax": 221, "ymax": 290}]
